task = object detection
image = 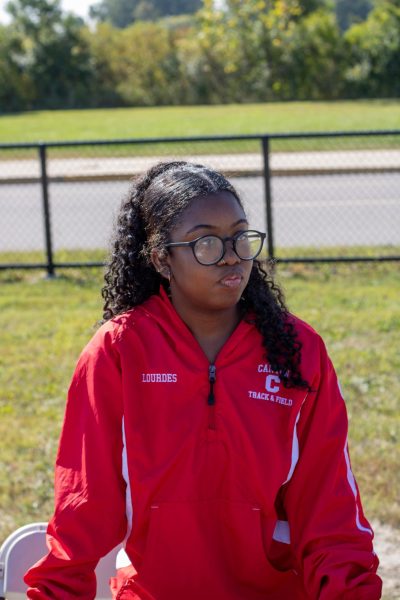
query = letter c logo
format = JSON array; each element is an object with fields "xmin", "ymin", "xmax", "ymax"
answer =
[{"xmin": 265, "ymin": 374, "xmax": 280, "ymax": 393}]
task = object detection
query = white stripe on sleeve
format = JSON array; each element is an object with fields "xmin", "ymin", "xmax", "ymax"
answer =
[
  {"xmin": 283, "ymin": 395, "xmax": 308, "ymax": 484},
  {"xmin": 344, "ymin": 440, "xmax": 373, "ymax": 535},
  {"xmin": 272, "ymin": 520, "xmax": 291, "ymax": 544},
  {"xmin": 122, "ymin": 416, "xmax": 133, "ymax": 540}
]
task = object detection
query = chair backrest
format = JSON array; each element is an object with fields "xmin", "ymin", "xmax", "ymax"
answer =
[{"xmin": 0, "ymin": 523, "xmax": 121, "ymax": 600}]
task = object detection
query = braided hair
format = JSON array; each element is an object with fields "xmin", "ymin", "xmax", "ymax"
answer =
[{"xmin": 102, "ymin": 161, "xmax": 309, "ymax": 390}]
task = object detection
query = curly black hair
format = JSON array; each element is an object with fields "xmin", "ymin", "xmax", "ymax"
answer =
[{"xmin": 102, "ymin": 161, "xmax": 309, "ymax": 390}]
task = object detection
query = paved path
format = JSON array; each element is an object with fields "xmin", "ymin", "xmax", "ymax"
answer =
[
  {"xmin": 1, "ymin": 174, "xmax": 399, "ymax": 252},
  {"xmin": 1, "ymin": 150, "xmax": 400, "ymax": 182},
  {"xmin": 372, "ymin": 521, "xmax": 400, "ymax": 600}
]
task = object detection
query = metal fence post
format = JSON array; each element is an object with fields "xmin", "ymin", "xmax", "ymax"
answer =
[
  {"xmin": 38, "ymin": 144, "xmax": 55, "ymax": 277},
  {"xmin": 261, "ymin": 136, "xmax": 275, "ymax": 261}
]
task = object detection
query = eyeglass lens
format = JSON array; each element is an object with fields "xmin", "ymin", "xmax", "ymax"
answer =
[{"xmin": 194, "ymin": 231, "xmax": 263, "ymax": 264}]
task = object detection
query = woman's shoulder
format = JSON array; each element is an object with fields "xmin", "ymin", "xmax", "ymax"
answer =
[
  {"xmin": 285, "ymin": 312, "xmax": 327, "ymax": 356},
  {"xmin": 286, "ymin": 312, "xmax": 320, "ymax": 338},
  {"xmin": 99, "ymin": 305, "xmax": 151, "ymax": 339},
  {"xmin": 79, "ymin": 305, "xmax": 149, "ymax": 359}
]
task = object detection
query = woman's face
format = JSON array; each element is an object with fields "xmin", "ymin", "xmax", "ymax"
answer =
[{"xmin": 161, "ymin": 191, "xmax": 253, "ymax": 314}]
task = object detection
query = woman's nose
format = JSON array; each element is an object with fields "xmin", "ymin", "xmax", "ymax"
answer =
[{"xmin": 222, "ymin": 239, "xmax": 240, "ymax": 265}]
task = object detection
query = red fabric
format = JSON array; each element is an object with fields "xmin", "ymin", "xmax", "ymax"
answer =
[
  {"xmin": 110, "ymin": 565, "xmax": 156, "ymax": 600},
  {"xmin": 25, "ymin": 287, "xmax": 382, "ymax": 599}
]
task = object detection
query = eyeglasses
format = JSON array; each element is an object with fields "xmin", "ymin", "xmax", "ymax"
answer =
[{"xmin": 165, "ymin": 230, "xmax": 266, "ymax": 266}]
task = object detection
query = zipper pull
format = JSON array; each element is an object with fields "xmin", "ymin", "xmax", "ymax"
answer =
[{"xmin": 208, "ymin": 364, "xmax": 216, "ymax": 406}]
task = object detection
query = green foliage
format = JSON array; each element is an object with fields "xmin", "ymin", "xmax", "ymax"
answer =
[
  {"xmin": 281, "ymin": 9, "xmax": 345, "ymax": 99},
  {"xmin": 0, "ymin": 24, "xmax": 33, "ymax": 111},
  {"xmin": 334, "ymin": 0, "xmax": 373, "ymax": 31},
  {"xmin": 84, "ymin": 19, "xmax": 191, "ymax": 106},
  {"xmin": 89, "ymin": 0, "xmax": 201, "ymax": 28},
  {"xmin": 344, "ymin": 1, "xmax": 400, "ymax": 98},
  {"xmin": 110, "ymin": 21, "xmax": 187, "ymax": 105},
  {"xmin": 89, "ymin": 0, "xmax": 136, "ymax": 28},
  {"xmin": 1, "ymin": 0, "xmax": 400, "ymax": 111},
  {"xmin": 191, "ymin": 0, "xmax": 346, "ymax": 102},
  {"xmin": 3, "ymin": 0, "xmax": 94, "ymax": 110},
  {"xmin": 81, "ymin": 23, "xmax": 121, "ymax": 107},
  {"xmin": 6, "ymin": 0, "xmax": 63, "ymax": 37}
]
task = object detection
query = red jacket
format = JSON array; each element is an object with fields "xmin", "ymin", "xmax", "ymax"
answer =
[{"xmin": 25, "ymin": 287, "xmax": 381, "ymax": 599}]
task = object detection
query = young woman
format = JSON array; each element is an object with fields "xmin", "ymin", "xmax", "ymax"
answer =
[{"xmin": 25, "ymin": 161, "xmax": 382, "ymax": 599}]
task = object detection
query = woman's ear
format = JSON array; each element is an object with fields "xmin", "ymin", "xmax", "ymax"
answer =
[{"xmin": 151, "ymin": 249, "xmax": 171, "ymax": 282}]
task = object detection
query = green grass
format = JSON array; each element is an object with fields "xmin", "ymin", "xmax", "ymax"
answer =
[
  {"xmin": 1, "ymin": 99, "xmax": 400, "ymax": 145},
  {"xmin": 1, "ymin": 100, "xmax": 399, "ymax": 160},
  {"xmin": 276, "ymin": 261, "xmax": 400, "ymax": 527},
  {"xmin": 1, "ymin": 259, "xmax": 399, "ymax": 550}
]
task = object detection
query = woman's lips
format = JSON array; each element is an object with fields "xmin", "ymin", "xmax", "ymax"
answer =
[{"xmin": 219, "ymin": 274, "xmax": 243, "ymax": 288}]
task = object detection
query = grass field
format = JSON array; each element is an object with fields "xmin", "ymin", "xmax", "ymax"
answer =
[
  {"xmin": 0, "ymin": 259, "xmax": 399, "ymax": 548},
  {"xmin": 1, "ymin": 99, "xmax": 400, "ymax": 145},
  {"xmin": 1, "ymin": 100, "xmax": 399, "ymax": 161}
]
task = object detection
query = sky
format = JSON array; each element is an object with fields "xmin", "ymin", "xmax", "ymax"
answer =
[{"xmin": 0, "ymin": 0, "xmax": 92, "ymax": 23}]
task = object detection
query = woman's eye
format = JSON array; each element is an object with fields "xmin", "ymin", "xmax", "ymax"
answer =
[{"xmin": 200, "ymin": 237, "xmax": 218, "ymax": 247}]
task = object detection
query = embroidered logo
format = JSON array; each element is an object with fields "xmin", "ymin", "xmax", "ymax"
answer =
[
  {"xmin": 141, "ymin": 373, "xmax": 177, "ymax": 383},
  {"xmin": 265, "ymin": 374, "xmax": 281, "ymax": 393},
  {"xmin": 248, "ymin": 364, "xmax": 293, "ymax": 407},
  {"xmin": 248, "ymin": 390, "xmax": 293, "ymax": 406}
]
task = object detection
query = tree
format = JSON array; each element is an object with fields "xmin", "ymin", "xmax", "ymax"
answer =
[
  {"xmin": 335, "ymin": 0, "xmax": 373, "ymax": 32},
  {"xmin": 0, "ymin": 24, "xmax": 34, "ymax": 111},
  {"xmin": 281, "ymin": 9, "xmax": 345, "ymax": 99},
  {"xmin": 191, "ymin": 0, "xmax": 338, "ymax": 103},
  {"xmin": 89, "ymin": 0, "xmax": 136, "ymax": 28},
  {"xmin": 82, "ymin": 22, "xmax": 123, "ymax": 106},
  {"xmin": 6, "ymin": 0, "xmax": 63, "ymax": 38},
  {"xmin": 85, "ymin": 19, "xmax": 190, "ymax": 106},
  {"xmin": 5, "ymin": 0, "xmax": 94, "ymax": 109},
  {"xmin": 344, "ymin": 1, "xmax": 400, "ymax": 97},
  {"xmin": 89, "ymin": 0, "xmax": 202, "ymax": 28},
  {"xmin": 115, "ymin": 20, "xmax": 187, "ymax": 105}
]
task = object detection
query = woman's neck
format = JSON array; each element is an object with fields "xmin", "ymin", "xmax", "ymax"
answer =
[{"xmin": 171, "ymin": 298, "xmax": 241, "ymax": 363}]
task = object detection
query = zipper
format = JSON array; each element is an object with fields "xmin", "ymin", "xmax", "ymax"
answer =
[{"xmin": 207, "ymin": 364, "xmax": 216, "ymax": 430}]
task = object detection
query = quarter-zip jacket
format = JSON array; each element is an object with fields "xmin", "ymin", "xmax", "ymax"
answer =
[{"xmin": 25, "ymin": 287, "xmax": 381, "ymax": 599}]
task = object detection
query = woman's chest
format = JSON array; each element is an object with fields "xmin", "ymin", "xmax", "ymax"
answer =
[{"xmin": 119, "ymin": 337, "xmax": 309, "ymax": 498}]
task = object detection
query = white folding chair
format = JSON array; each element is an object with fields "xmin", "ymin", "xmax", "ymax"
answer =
[{"xmin": 0, "ymin": 522, "xmax": 121, "ymax": 599}]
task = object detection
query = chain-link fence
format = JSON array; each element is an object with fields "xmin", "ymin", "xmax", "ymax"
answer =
[{"xmin": 0, "ymin": 131, "xmax": 399, "ymax": 275}]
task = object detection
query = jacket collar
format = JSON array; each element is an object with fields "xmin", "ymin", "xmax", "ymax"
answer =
[{"xmin": 139, "ymin": 286, "xmax": 256, "ymax": 366}]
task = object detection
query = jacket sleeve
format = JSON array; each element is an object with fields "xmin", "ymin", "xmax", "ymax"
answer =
[
  {"xmin": 281, "ymin": 336, "xmax": 382, "ymax": 600},
  {"xmin": 24, "ymin": 325, "xmax": 128, "ymax": 599}
]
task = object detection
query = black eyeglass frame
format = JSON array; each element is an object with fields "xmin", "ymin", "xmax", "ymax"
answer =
[{"xmin": 165, "ymin": 230, "xmax": 266, "ymax": 266}]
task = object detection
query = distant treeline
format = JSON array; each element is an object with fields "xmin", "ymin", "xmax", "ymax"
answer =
[{"xmin": 1, "ymin": 0, "xmax": 399, "ymax": 112}]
